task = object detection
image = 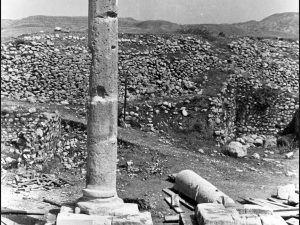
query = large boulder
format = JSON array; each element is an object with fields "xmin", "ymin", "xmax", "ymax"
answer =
[{"xmin": 224, "ymin": 141, "xmax": 248, "ymax": 158}]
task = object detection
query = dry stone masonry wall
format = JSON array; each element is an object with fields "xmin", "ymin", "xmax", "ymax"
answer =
[
  {"xmin": 1, "ymin": 33, "xmax": 299, "ymax": 141},
  {"xmin": 1, "ymin": 105, "xmax": 61, "ymax": 169},
  {"xmin": 211, "ymin": 37, "xmax": 299, "ymax": 141}
]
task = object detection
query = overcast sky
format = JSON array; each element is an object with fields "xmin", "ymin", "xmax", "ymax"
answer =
[{"xmin": 1, "ymin": 0, "xmax": 299, "ymax": 24}]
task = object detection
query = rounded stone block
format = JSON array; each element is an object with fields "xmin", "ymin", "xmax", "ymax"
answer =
[
  {"xmin": 174, "ymin": 170, "xmax": 235, "ymax": 204},
  {"xmin": 77, "ymin": 196, "xmax": 123, "ymax": 215}
]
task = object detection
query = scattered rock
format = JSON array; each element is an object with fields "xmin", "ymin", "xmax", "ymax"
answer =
[
  {"xmin": 224, "ymin": 141, "xmax": 247, "ymax": 158},
  {"xmin": 252, "ymin": 153, "xmax": 260, "ymax": 160},
  {"xmin": 198, "ymin": 149, "xmax": 205, "ymax": 154},
  {"xmin": 288, "ymin": 193, "xmax": 299, "ymax": 206},
  {"xmin": 263, "ymin": 136, "xmax": 277, "ymax": 148},
  {"xmin": 286, "ymin": 217, "xmax": 299, "ymax": 225},
  {"xmin": 277, "ymin": 184, "xmax": 295, "ymax": 200},
  {"xmin": 285, "ymin": 152, "xmax": 294, "ymax": 159}
]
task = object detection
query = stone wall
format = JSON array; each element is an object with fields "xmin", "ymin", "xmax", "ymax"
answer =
[
  {"xmin": 211, "ymin": 71, "xmax": 299, "ymax": 142},
  {"xmin": 1, "ymin": 33, "xmax": 299, "ymax": 141},
  {"xmin": 1, "ymin": 106, "xmax": 61, "ymax": 168}
]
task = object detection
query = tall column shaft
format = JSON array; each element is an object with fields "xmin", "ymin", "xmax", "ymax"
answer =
[{"xmin": 84, "ymin": 0, "xmax": 118, "ymax": 199}]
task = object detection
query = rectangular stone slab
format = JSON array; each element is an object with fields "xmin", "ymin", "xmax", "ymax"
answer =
[
  {"xmin": 56, "ymin": 213, "xmax": 111, "ymax": 225},
  {"xmin": 195, "ymin": 203, "xmax": 235, "ymax": 225},
  {"xmin": 57, "ymin": 212, "xmax": 153, "ymax": 225}
]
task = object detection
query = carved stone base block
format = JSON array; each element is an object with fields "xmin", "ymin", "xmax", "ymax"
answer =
[
  {"xmin": 56, "ymin": 209, "xmax": 153, "ymax": 225},
  {"xmin": 77, "ymin": 196, "xmax": 134, "ymax": 216}
]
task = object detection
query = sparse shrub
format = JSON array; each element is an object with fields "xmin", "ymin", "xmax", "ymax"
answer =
[{"xmin": 218, "ymin": 32, "xmax": 226, "ymax": 37}]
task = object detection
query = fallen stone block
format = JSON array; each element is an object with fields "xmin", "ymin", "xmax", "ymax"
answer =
[
  {"xmin": 288, "ymin": 193, "xmax": 299, "ymax": 206},
  {"xmin": 180, "ymin": 213, "xmax": 198, "ymax": 225},
  {"xmin": 224, "ymin": 141, "xmax": 248, "ymax": 158},
  {"xmin": 111, "ymin": 215, "xmax": 141, "ymax": 225},
  {"xmin": 232, "ymin": 214, "xmax": 262, "ymax": 225},
  {"xmin": 56, "ymin": 212, "xmax": 153, "ymax": 225},
  {"xmin": 112, "ymin": 203, "xmax": 139, "ymax": 216},
  {"xmin": 56, "ymin": 213, "xmax": 111, "ymax": 225},
  {"xmin": 237, "ymin": 204, "xmax": 273, "ymax": 215},
  {"xmin": 286, "ymin": 218, "xmax": 299, "ymax": 225},
  {"xmin": 277, "ymin": 184, "xmax": 295, "ymax": 200},
  {"xmin": 112, "ymin": 212, "xmax": 153, "ymax": 225},
  {"xmin": 138, "ymin": 212, "xmax": 153, "ymax": 225},
  {"xmin": 164, "ymin": 215, "xmax": 179, "ymax": 223},
  {"xmin": 232, "ymin": 214, "xmax": 248, "ymax": 225},
  {"xmin": 285, "ymin": 152, "xmax": 294, "ymax": 159},
  {"xmin": 259, "ymin": 214, "xmax": 287, "ymax": 225},
  {"xmin": 60, "ymin": 205, "xmax": 74, "ymax": 214},
  {"xmin": 195, "ymin": 203, "xmax": 236, "ymax": 225}
]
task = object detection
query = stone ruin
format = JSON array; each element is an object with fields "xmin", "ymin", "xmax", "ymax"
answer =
[{"xmin": 56, "ymin": 0, "xmax": 153, "ymax": 224}]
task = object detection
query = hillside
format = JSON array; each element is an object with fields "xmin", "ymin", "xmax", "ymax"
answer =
[
  {"xmin": 234, "ymin": 12, "xmax": 299, "ymax": 38},
  {"xmin": 1, "ymin": 12, "xmax": 299, "ymax": 40},
  {"xmin": 135, "ymin": 20, "xmax": 182, "ymax": 33}
]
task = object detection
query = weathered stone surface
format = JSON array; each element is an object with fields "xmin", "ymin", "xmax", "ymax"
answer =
[
  {"xmin": 285, "ymin": 152, "xmax": 294, "ymax": 159},
  {"xmin": 224, "ymin": 141, "xmax": 248, "ymax": 158},
  {"xmin": 277, "ymin": 184, "xmax": 295, "ymax": 200},
  {"xmin": 77, "ymin": 196, "xmax": 124, "ymax": 215},
  {"xmin": 60, "ymin": 205, "xmax": 74, "ymax": 214},
  {"xmin": 252, "ymin": 153, "xmax": 260, "ymax": 159},
  {"xmin": 57, "ymin": 212, "xmax": 153, "ymax": 225},
  {"xmin": 237, "ymin": 204, "xmax": 273, "ymax": 215},
  {"xmin": 235, "ymin": 214, "xmax": 262, "ymax": 225},
  {"xmin": 137, "ymin": 212, "xmax": 153, "ymax": 225},
  {"xmin": 74, "ymin": 0, "xmax": 152, "ymax": 223},
  {"xmin": 56, "ymin": 213, "xmax": 111, "ymax": 225},
  {"xmin": 1, "ymin": 106, "xmax": 61, "ymax": 169},
  {"xmin": 195, "ymin": 203, "xmax": 235, "ymax": 225},
  {"xmin": 180, "ymin": 213, "xmax": 198, "ymax": 225},
  {"xmin": 285, "ymin": 218, "xmax": 299, "ymax": 225},
  {"xmin": 259, "ymin": 214, "xmax": 287, "ymax": 225},
  {"xmin": 288, "ymin": 193, "xmax": 299, "ymax": 205},
  {"xmin": 174, "ymin": 170, "xmax": 235, "ymax": 204},
  {"xmin": 263, "ymin": 136, "xmax": 277, "ymax": 148},
  {"xmin": 78, "ymin": 0, "xmax": 120, "ymax": 211},
  {"xmin": 112, "ymin": 212, "xmax": 153, "ymax": 225}
]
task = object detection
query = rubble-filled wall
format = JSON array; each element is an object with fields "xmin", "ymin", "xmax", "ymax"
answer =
[
  {"xmin": 1, "ymin": 33, "xmax": 299, "ymax": 141},
  {"xmin": 234, "ymin": 76, "xmax": 298, "ymax": 135},
  {"xmin": 211, "ymin": 72, "xmax": 299, "ymax": 141},
  {"xmin": 1, "ymin": 106, "xmax": 61, "ymax": 168}
]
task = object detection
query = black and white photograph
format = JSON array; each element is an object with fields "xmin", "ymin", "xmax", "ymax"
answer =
[{"xmin": 1, "ymin": 0, "xmax": 299, "ymax": 224}]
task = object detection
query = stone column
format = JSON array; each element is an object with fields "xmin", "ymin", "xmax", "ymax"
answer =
[{"xmin": 77, "ymin": 0, "xmax": 123, "ymax": 215}]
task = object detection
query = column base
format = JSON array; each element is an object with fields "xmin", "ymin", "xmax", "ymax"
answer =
[
  {"xmin": 56, "ymin": 211, "xmax": 153, "ymax": 225},
  {"xmin": 57, "ymin": 200, "xmax": 153, "ymax": 225},
  {"xmin": 77, "ymin": 196, "xmax": 128, "ymax": 215}
]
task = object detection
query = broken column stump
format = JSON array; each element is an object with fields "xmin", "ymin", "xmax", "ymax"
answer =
[{"xmin": 56, "ymin": 0, "xmax": 152, "ymax": 224}]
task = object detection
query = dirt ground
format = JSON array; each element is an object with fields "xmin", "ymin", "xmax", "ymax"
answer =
[{"xmin": 1, "ymin": 122, "xmax": 299, "ymax": 224}]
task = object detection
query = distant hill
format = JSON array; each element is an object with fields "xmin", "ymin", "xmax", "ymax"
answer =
[
  {"xmin": 135, "ymin": 20, "xmax": 182, "ymax": 33},
  {"xmin": 233, "ymin": 12, "xmax": 299, "ymax": 38},
  {"xmin": 3, "ymin": 15, "xmax": 87, "ymax": 30},
  {"xmin": 1, "ymin": 12, "xmax": 299, "ymax": 40},
  {"xmin": 1, "ymin": 19, "xmax": 15, "ymax": 29}
]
